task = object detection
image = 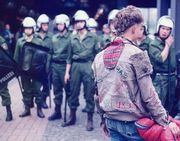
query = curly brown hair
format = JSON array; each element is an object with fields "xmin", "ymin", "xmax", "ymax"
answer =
[{"xmin": 113, "ymin": 5, "xmax": 144, "ymax": 36}]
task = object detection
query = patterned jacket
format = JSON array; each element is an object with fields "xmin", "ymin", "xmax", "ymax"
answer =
[{"xmin": 93, "ymin": 38, "xmax": 169, "ymax": 127}]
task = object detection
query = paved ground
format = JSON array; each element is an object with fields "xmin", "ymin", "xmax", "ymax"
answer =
[{"xmin": 0, "ymin": 78, "xmax": 110, "ymax": 141}]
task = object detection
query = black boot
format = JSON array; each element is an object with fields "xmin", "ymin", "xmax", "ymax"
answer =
[
  {"xmin": 86, "ymin": 113, "xmax": 93, "ymax": 131},
  {"xmin": 42, "ymin": 95, "xmax": 48, "ymax": 109},
  {"xmin": 82, "ymin": 107, "xmax": 88, "ymax": 113},
  {"xmin": 6, "ymin": 105, "xmax": 13, "ymax": 121},
  {"xmin": 37, "ymin": 105, "xmax": 45, "ymax": 118},
  {"xmin": 48, "ymin": 105, "xmax": 62, "ymax": 121},
  {"xmin": 19, "ymin": 105, "xmax": 31, "ymax": 117},
  {"xmin": 62, "ymin": 109, "xmax": 76, "ymax": 127},
  {"xmin": 30, "ymin": 97, "xmax": 34, "ymax": 108}
]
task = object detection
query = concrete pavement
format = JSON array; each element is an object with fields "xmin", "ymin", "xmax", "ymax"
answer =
[{"xmin": 0, "ymin": 78, "xmax": 110, "ymax": 141}]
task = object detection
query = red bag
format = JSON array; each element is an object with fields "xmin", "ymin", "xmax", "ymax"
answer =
[
  {"xmin": 135, "ymin": 118, "xmax": 163, "ymax": 141},
  {"xmin": 135, "ymin": 116, "xmax": 180, "ymax": 141}
]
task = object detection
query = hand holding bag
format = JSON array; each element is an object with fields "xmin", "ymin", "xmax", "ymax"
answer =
[{"xmin": 135, "ymin": 116, "xmax": 180, "ymax": 141}]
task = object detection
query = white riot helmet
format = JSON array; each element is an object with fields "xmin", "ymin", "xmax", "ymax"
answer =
[
  {"xmin": 87, "ymin": 18, "xmax": 98, "ymax": 28},
  {"xmin": 73, "ymin": 10, "xmax": 89, "ymax": 21},
  {"xmin": 157, "ymin": 15, "xmax": 174, "ymax": 32},
  {"xmin": 37, "ymin": 14, "xmax": 49, "ymax": 28},
  {"xmin": 22, "ymin": 17, "xmax": 36, "ymax": 31},
  {"xmin": 108, "ymin": 9, "xmax": 119, "ymax": 24},
  {"xmin": 55, "ymin": 14, "xmax": 70, "ymax": 28}
]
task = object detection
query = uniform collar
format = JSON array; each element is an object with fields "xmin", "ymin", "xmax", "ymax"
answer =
[
  {"xmin": 21, "ymin": 35, "xmax": 36, "ymax": 42},
  {"xmin": 74, "ymin": 31, "xmax": 94, "ymax": 40},
  {"xmin": 36, "ymin": 32, "xmax": 52, "ymax": 39},
  {"xmin": 154, "ymin": 36, "xmax": 165, "ymax": 46},
  {"xmin": 141, "ymin": 36, "xmax": 151, "ymax": 44},
  {"xmin": 56, "ymin": 31, "xmax": 70, "ymax": 38}
]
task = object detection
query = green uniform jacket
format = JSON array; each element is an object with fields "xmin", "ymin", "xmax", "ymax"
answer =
[
  {"xmin": 52, "ymin": 31, "xmax": 71, "ymax": 63},
  {"xmin": 67, "ymin": 32, "xmax": 100, "ymax": 64},
  {"xmin": 0, "ymin": 36, "xmax": 11, "ymax": 106},
  {"xmin": 35, "ymin": 32, "xmax": 53, "ymax": 72},
  {"xmin": 100, "ymin": 34, "xmax": 111, "ymax": 50},
  {"xmin": 148, "ymin": 36, "xmax": 176, "ymax": 73},
  {"xmin": 14, "ymin": 36, "xmax": 43, "ymax": 64},
  {"xmin": 35, "ymin": 32, "xmax": 53, "ymax": 51},
  {"xmin": 139, "ymin": 36, "xmax": 152, "ymax": 51}
]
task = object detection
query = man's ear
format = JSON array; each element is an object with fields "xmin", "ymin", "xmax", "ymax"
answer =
[{"xmin": 131, "ymin": 25, "xmax": 136, "ymax": 34}]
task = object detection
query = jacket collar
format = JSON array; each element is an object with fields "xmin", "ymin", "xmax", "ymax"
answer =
[
  {"xmin": 73, "ymin": 31, "xmax": 94, "ymax": 40},
  {"xmin": 56, "ymin": 31, "xmax": 70, "ymax": 38},
  {"xmin": 36, "ymin": 32, "xmax": 52, "ymax": 39}
]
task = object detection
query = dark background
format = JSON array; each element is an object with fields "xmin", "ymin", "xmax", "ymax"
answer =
[{"xmin": 0, "ymin": 0, "xmax": 162, "ymax": 32}]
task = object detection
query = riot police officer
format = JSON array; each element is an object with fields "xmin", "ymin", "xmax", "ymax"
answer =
[
  {"xmin": 48, "ymin": 14, "xmax": 71, "ymax": 121},
  {"xmin": 100, "ymin": 9, "xmax": 119, "ymax": 49},
  {"xmin": 0, "ymin": 35, "xmax": 13, "ymax": 121},
  {"xmin": 148, "ymin": 16, "xmax": 176, "ymax": 114},
  {"xmin": 36, "ymin": 14, "xmax": 53, "ymax": 109},
  {"xmin": 14, "ymin": 17, "xmax": 45, "ymax": 118},
  {"xmin": 87, "ymin": 18, "xmax": 98, "ymax": 34},
  {"xmin": 137, "ymin": 24, "xmax": 152, "ymax": 51},
  {"xmin": 63, "ymin": 10, "xmax": 100, "ymax": 131}
]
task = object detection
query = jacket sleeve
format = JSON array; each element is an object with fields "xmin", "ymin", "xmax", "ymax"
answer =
[
  {"xmin": 130, "ymin": 51, "xmax": 153, "ymax": 79},
  {"xmin": 14, "ymin": 39, "xmax": 21, "ymax": 63},
  {"xmin": 92, "ymin": 60, "xmax": 105, "ymax": 118},
  {"xmin": 46, "ymin": 40, "xmax": 53, "ymax": 74},
  {"xmin": 66, "ymin": 38, "xmax": 72, "ymax": 64},
  {"xmin": 148, "ymin": 43, "xmax": 164, "ymax": 64},
  {"xmin": 130, "ymin": 51, "xmax": 169, "ymax": 127}
]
